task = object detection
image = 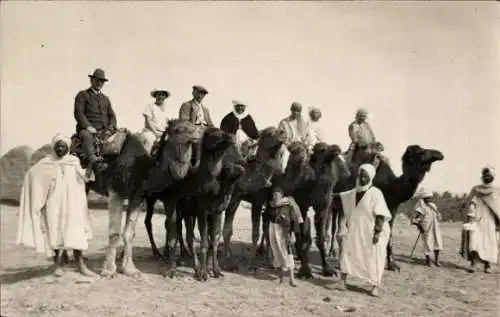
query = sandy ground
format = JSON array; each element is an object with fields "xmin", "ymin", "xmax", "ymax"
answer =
[{"xmin": 1, "ymin": 205, "xmax": 499, "ymax": 317}]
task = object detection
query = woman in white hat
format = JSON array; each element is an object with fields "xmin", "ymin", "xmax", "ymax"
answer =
[
  {"xmin": 411, "ymin": 189, "xmax": 443, "ymax": 267},
  {"xmin": 141, "ymin": 89, "xmax": 174, "ymax": 154}
]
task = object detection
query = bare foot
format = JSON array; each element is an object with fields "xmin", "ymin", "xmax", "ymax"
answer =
[
  {"xmin": 370, "ymin": 286, "xmax": 379, "ymax": 297},
  {"xmin": 53, "ymin": 266, "xmax": 65, "ymax": 277}
]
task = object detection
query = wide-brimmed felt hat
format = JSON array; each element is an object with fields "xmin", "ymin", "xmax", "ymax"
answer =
[
  {"xmin": 151, "ymin": 89, "xmax": 171, "ymax": 98},
  {"xmin": 193, "ymin": 85, "xmax": 208, "ymax": 94},
  {"xmin": 88, "ymin": 68, "xmax": 108, "ymax": 81}
]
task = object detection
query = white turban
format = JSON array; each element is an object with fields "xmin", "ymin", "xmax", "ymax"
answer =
[
  {"xmin": 232, "ymin": 100, "xmax": 247, "ymax": 107},
  {"xmin": 51, "ymin": 133, "xmax": 71, "ymax": 147},
  {"xmin": 357, "ymin": 163, "xmax": 376, "ymax": 192},
  {"xmin": 482, "ymin": 165, "xmax": 496, "ymax": 178}
]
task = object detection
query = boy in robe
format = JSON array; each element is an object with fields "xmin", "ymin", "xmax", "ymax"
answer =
[
  {"xmin": 411, "ymin": 190, "xmax": 443, "ymax": 267},
  {"xmin": 337, "ymin": 164, "xmax": 392, "ymax": 297},
  {"xmin": 16, "ymin": 134, "xmax": 95, "ymax": 277},
  {"xmin": 268, "ymin": 187, "xmax": 303, "ymax": 287},
  {"xmin": 460, "ymin": 166, "xmax": 500, "ymax": 274}
]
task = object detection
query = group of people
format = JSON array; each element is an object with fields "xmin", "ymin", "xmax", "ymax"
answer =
[{"xmin": 15, "ymin": 68, "xmax": 499, "ymax": 297}]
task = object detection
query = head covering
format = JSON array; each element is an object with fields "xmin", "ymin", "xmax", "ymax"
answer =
[
  {"xmin": 482, "ymin": 165, "xmax": 496, "ymax": 178},
  {"xmin": 88, "ymin": 68, "xmax": 108, "ymax": 81},
  {"xmin": 309, "ymin": 107, "xmax": 321, "ymax": 115},
  {"xmin": 150, "ymin": 89, "xmax": 171, "ymax": 98},
  {"xmin": 193, "ymin": 85, "xmax": 208, "ymax": 94},
  {"xmin": 291, "ymin": 102, "xmax": 303, "ymax": 111},
  {"xmin": 356, "ymin": 163, "xmax": 376, "ymax": 192},
  {"xmin": 51, "ymin": 133, "xmax": 71, "ymax": 148},
  {"xmin": 421, "ymin": 189, "xmax": 433, "ymax": 199},
  {"xmin": 232, "ymin": 100, "xmax": 247, "ymax": 107}
]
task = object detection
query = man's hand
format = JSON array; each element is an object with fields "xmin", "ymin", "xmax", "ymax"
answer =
[
  {"xmin": 87, "ymin": 126, "xmax": 98, "ymax": 134},
  {"xmin": 372, "ymin": 232, "xmax": 380, "ymax": 245}
]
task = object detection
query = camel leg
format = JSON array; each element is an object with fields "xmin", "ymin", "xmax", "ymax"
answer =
[
  {"xmin": 386, "ymin": 218, "xmax": 400, "ymax": 272},
  {"xmin": 197, "ymin": 212, "xmax": 209, "ymax": 281},
  {"xmin": 296, "ymin": 216, "xmax": 313, "ymax": 279},
  {"xmin": 329, "ymin": 207, "xmax": 339, "ymax": 259},
  {"xmin": 101, "ymin": 190, "xmax": 123, "ymax": 278},
  {"xmin": 120, "ymin": 197, "xmax": 142, "ymax": 278},
  {"xmin": 249, "ymin": 204, "xmax": 262, "ymax": 271},
  {"xmin": 184, "ymin": 213, "xmax": 200, "ymax": 277},
  {"xmin": 314, "ymin": 209, "xmax": 335, "ymax": 277},
  {"xmin": 209, "ymin": 214, "xmax": 224, "ymax": 278},
  {"xmin": 144, "ymin": 196, "xmax": 162, "ymax": 260},
  {"xmin": 164, "ymin": 203, "xmax": 178, "ymax": 278},
  {"xmin": 257, "ymin": 204, "xmax": 267, "ymax": 256},
  {"xmin": 177, "ymin": 213, "xmax": 191, "ymax": 265},
  {"xmin": 222, "ymin": 198, "xmax": 240, "ymax": 272}
]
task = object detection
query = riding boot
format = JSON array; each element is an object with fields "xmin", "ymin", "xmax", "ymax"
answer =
[
  {"xmin": 434, "ymin": 250, "xmax": 441, "ymax": 267},
  {"xmin": 74, "ymin": 250, "xmax": 97, "ymax": 277},
  {"xmin": 425, "ymin": 255, "xmax": 432, "ymax": 267},
  {"xmin": 53, "ymin": 249, "xmax": 65, "ymax": 277}
]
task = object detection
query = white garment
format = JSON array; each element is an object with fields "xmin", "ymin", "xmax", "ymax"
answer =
[
  {"xmin": 467, "ymin": 196, "xmax": 499, "ymax": 264},
  {"xmin": 16, "ymin": 154, "xmax": 93, "ymax": 257},
  {"xmin": 339, "ymin": 186, "xmax": 392, "ymax": 287},
  {"xmin": 414, "ymin": 200, "xmax": 443, "ymax": 255},
  {"xmin": 143, "ymin": 103, "xmax": 175, "ymax": 133},
  {"xmin": 269, "ymin": 223, "xmax": 295, "ymax": 270},
  {"xmin": 233, "ymin": 110, "xmax": 250, "ymax": 145},
  {"xmin": 141, "ymin": 129, "xmax": 157, "ymax": 154},
  {"xmin": 308, "ymin": 121, "xmax": 324, "ymax": 144}
]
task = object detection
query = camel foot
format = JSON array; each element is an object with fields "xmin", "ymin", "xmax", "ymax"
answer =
[
  {"xmin": 213, "ymin": 268, "xmax": 224, "ymax": 278},
  {"xmin": 120, "ymin": 265, "xmax": 142, "ymax": 279},
  {"xmin": 296, "ymin": 267, "xmax": 313, "ymax": 280},
  {"xmin": 337, "ymin": 282, "xmax": 347, "ymax": 291},
  {"xmin": 53, "ymin": 266, "xmax": 65, "ymax": 277},
  {"xmin": 198, "ymin": 270, "xmax": 209, "ymax": 281},
  {"xmin": 386, "ymin": 261, "xmax": 400, "ymax": 272},
  {"xmin": 77, "ymin": 262, "xmax": 97, "ymax": 277},
  {"xmin": 151, "ymin": 249, "xmax": 163, "ymax": 261},
  {"xmin": 322, "ymin": 265, "xmax": 336, "ymax": 277},
  {"xmin": 100, "ymin": 259, "xmax": 117, "ymax": 278},
  {"xmin": 257, "ymin": 245, "xmax": 266, "ymax": 256}
]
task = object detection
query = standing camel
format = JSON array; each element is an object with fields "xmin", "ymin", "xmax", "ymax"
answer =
[
  {"xmin": 70, "ymin": 119, "xmax": 200, "ymax": 278},
  {"xmin": 330, "ymin": 145, "xmax": 444, "ymax": 272}
]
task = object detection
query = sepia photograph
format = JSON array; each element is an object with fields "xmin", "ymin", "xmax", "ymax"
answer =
[{"xmin": 0, "ymin": 1, "xmax": 498, "ymax": 316}]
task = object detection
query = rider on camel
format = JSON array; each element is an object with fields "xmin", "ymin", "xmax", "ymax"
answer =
[
  {"xmin": 141, "ymin": 88, "xmax": 175, "ymax": 154},
  {"xmin": 74, "ymin": 68, "xmax": 117, "ymax": 172},
  {"xmin": 346, "ymin": 108, "xmax": 376, "ymax": 169}
]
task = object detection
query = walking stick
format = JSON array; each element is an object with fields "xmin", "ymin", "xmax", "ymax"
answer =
[{"xmin": 410, "ymin": 232, "xmax": 421, "ymax": 258}]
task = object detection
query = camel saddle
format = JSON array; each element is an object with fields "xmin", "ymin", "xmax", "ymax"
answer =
[{"xmin": 70, "ymin": 128, "xmax": 130, "ymax": 163}]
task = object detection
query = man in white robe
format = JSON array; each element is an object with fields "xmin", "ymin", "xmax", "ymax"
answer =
[
  {"xmin": 337, "ymin": 164, "xmax": 392, "ymax": 297},
  {"xmin": 16, "ymin": 134, "xmax": 95, "ymax": 277},
  {"xmin": 278, "ymin": 102, "xmax": 315, "ymax": 150},
  {"xmin": 460, "ymin": 166, "xmax": 499, "ymax": 274},
  {"xmin": 411, "ymin": 190, "xmax": 443, "ymax": 266}
]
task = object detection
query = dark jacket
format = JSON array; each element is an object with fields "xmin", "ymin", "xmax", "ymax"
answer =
[
  {"xmin": 220, "ymin": 112, "xmax": 259, "ymax": 140},
  {"xmin": 74, "ymin": 88, "xmax": 117, "ymax": 131},
  {"xmin": 178, "ymin": 100, "xmax": 214, "ymax": 127}
]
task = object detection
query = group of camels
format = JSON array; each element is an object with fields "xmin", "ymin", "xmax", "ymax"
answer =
[{"xmin": 72, "ymin": 119, "xmax": 444, "ymax": 281}]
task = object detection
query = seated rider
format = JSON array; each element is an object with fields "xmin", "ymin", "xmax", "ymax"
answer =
[
  {"xmin": 74, "ymin": 69, "xmax": 117, "ymax": 172},
  {"xmin": 141, "ymin": 88, "xmax": 174, "ymax": 154},
  {"xmin": 373, "ymin": 141, "xmax": 391, "ymax": 169},
  {"xmin": 346, "ymin": 108, "xmax": 376, "ymax": 168},
  {"xmin": 220, "ymin": 100, "xmax": 260, "ymax": 157}
]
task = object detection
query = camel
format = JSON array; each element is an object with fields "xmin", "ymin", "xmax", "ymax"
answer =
[
  {"xmin": 70, "ymin": 119, "xmax": 200, "ymax": 278},
  {"xmin": 221, "ymin": 127, "xmax": 291, "ymax": 271},
  {"xmin": 270, "ymin": 141, "xmax": 350, "ymax": 279},
  {"xmin": 330, "ymin": 145, "xmax": 444, "ymax": 272},
  {"xmin": 144, "ymin": 127, "xmax": 287, "ymax": 274}
]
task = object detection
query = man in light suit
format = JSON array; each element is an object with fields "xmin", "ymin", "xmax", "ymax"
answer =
[{"xmin": 179, "ymin": 85, "xmax": 215, "ymax": 166}]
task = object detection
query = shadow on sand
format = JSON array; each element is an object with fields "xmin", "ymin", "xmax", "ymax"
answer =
[{"xmin": 395, "ymin": 254, "xmax": 471, "ymax": 272}]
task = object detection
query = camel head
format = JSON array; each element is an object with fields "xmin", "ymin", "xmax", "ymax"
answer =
[
  {"xmin": 287, "ymin": 141, "xmax": 309, "ymax": 165},
  {"xmin": 310, "ymin": 143, "xmax": 351, "ymax": 180},
  {"xmin": 201, "ymin": 127, "xmax": 236, "ymax": 177},
  {"xmin": 256, "ymin": 127, "xmax": 290, "ymax": 173},
  {"xmin": 165, "ymin": 119, "xmax": 201, "ymax": 146},
  {"xmin": 401, "ymin": 145, "xmax": 444, "ymax": 182}
]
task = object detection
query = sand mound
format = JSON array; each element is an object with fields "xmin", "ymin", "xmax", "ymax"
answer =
[
  {"xmin": 29, "ymin": 144, "xmax": 53, "ymax": 166},
  {"xmin": 0, "ymin": 145, "xmax": 34, "ymax": 204}
]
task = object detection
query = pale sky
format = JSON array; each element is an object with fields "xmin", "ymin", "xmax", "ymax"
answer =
[{"xmin": 1, "ymin": 1, "xmax": 499, "ymax": 194}]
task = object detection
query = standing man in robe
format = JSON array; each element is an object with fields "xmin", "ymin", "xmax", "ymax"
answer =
[
  {"xmin": 460, "ymin": 166, "xmax": 499, "ymax": 274},
  {"xmin": 346, "ymin": 108, "xmax": 376, "ymax": 169},
  {"xmin": 74, "ymin": 68, "xmax": 117, "ymax": 172},
  {"xmin": 411, "ymin": 190, "xmax": 443, "ymax": 267},
  {"xmin": 278, "ymin": 102, "xmax": 315, "ymax": 150},
  {"xmin": 16, "ymin": 134, "xmax": 95, "ymax": 277},
  {"xmin": 337, "ymin": 163, "xmax": 392, "ymax": 297},
  {"xmin": 179, "ymin": 85, "xmax": 214, "ymax": 166}
]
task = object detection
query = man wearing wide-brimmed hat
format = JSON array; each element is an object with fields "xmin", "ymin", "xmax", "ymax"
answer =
[
  {"xmin": 74, "ymin": 68, "xmax": 117, "ymax": 172},
  {"xmin": 179, "ymin": 85, "xmax": 214, "ymax": 166},
  {"xmin": 141, "ymin": 88, "xmax": 174, "ymax": 154}
]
